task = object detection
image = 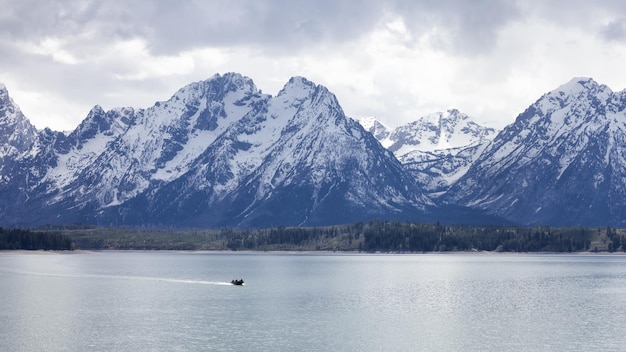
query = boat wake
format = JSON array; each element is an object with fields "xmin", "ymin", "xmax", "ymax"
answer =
[
  {"xmin": 155, "ymin": 278, "xmax": 233, "ymax": 286},
  {"xmin": 1, "ymin": 269, "xmax": 234, "ymax": 286}
]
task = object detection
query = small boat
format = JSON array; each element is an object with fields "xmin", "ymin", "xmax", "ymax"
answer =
[{"xmin": 231, "ymin": 279, "xmax": 244, "ymax": 286}]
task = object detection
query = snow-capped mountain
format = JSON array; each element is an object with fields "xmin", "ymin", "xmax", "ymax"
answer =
[
  {"xmin": 0, "ymin": 84, "xmax": 41, "ymax": 220},
  {"xmin": 358, "ymin": 110, "xmax": 497, "ymax": 195},
  {"xmin": 358, "ymin": 116, "xmax": 391, "ymax": 140},
  {"xmin": 6, "ymin": 74, "xmax": 623, "ymax": 228},
  {"xmin": 0, "ymin": 84, "xmax": 37, "ymax": 155},
  {"xmin": 376, "ymin": 109, "xmax": 495, "ymax": 154},
  {"xmin": 445, "ymin": 77, "xmax": 626, "ymax": 226},
  {"xmin": 0, "ymin": 74, "xmax": 437, "ymax": 228},
  {"xmin": 102, "ymin": 75, "xmax": 432, "ymax": 227}
]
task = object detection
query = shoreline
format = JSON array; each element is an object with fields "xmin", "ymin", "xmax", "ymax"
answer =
[{"xmin": 1, "ymin": 249, "xmax": 624, "ymax": 255}]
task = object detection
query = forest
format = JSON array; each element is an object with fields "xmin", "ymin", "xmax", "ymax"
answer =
[
  {"xmin": 33, "ymin": 220, "xmax": 626, "ymax": 253},
  {"xmin": 0, "ymin": 227, "xmax": 74, "ymax": 250}
]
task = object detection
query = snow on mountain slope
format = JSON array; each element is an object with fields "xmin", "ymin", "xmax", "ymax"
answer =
[
  {"xmin": 381, "ymin": 109, "xmax": 496, "ymax": 155},
  {"xmin": 0, "ymin": 85, "xmax": 44, "ymax": 224},
  {"xmin": 445, "ymin": 77, "xmax": 626, "ymax": 226},
  {"xmin": 357, "ymin": 116, "xmax": 391, "ymax": 140},
  {"xmin": 231, "ymin": 77, "xmax": 431, "ymax": 226},
  {"xmin": 358, "ymin": 109, "xmax": 497, "ymax": 195},
  {"xmin": 400, "ymin": 142, "xmax": 493, "ymax": 196},
  {"xmin": 42, "ymin": 106, "xmax": 135, "ymax": 196},
  {"xmin": 0, "ymin": 74, "xmax": 438, "ymax": 227},
  {"xmin": 109, "ymin": 76, "xmax": 431, "ymax": 227},
  {"xmin": 15, "ymin": 75, "xmax": 626, "ymax": 228},
  {"xmin": 45, "ymin": 73, "xmax": 267, "ymax": 210},
  {"xmin": 0, "ymin": 84, "xmax": 37, "ymax": 161},
  {"xmin": 0, "ymin": 84, "xmax": 39, "ymax": 192}
]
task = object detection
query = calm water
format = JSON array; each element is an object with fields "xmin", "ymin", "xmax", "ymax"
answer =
[{"xmin": 1, "ymin": 252, "xmax": 626, "ymax": 351}]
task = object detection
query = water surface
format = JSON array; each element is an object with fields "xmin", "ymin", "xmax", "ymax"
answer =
[{"xmin": 1, "ymin": 252, "xmax": 625, "ymax": 351}]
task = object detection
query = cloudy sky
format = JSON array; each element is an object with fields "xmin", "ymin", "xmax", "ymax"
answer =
[{"xmin": 2, "ymin": 0, "xmax": 626, "ymax": 131}]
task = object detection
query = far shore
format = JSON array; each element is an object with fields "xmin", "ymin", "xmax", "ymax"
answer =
[{"xmin": 1, "ymin": 249, "xmax": 625, "ymax": 255}]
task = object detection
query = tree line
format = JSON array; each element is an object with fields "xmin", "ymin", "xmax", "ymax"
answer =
[
  {"xmin": 221, "ymin": 221, "xmax": 618, "ymax": 253},
  {"xmin": 33, "ymin": 220, "xmax": 626, "ymax": 252},
  {"xmin": 360, "ymin": 221, "xmax": 597, "ymax": 252},
  {"xmin": 222, "ymin": 225, "xmax": 357, "ymax": 251},
  {"xmin": 0, "ymin": 227, "xmax": 74, "ymax": 250}
]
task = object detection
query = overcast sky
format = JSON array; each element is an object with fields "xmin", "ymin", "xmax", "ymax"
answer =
[{"xmin": 2, "ymin": 0, "xmax": 626, "ymax": 131}]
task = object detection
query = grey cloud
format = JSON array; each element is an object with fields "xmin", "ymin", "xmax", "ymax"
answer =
[
  {"xmin": 601, "ymin": 18, "xmax": 626, "ymax": 42},
  {"xmin": 8, "ymin": 0, "xmax": 626, "ymax": 59},
  {"xmin": 0, "ymin": 1, "xmax": 102, "ymax": 40},
  {"xmin": 521, "ymin": 0, "xmax": 626, "ymax": 39},
  {"xmin": 0, "ymin": 0, "xmax": 522, "ymax": 56},
  {"xmin": 125, "ymin": 0, "xmax": 389, "ymax": 54},
  {"xmin": 389, "ymin": 0, "xmax": 521, "ymax": 55},
  {"xmin": 121, "ymin": 0, "xmax": 522, "ymax": 56}
]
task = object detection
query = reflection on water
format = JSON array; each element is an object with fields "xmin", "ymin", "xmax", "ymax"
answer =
[{"xmin": 1, "ymin": 252, "xmax": 626, "ymax": 351}]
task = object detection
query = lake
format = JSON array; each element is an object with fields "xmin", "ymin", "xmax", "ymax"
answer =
[{"xmin": 1, "ymin": 252, "xmax": 626, "ymax": 351}]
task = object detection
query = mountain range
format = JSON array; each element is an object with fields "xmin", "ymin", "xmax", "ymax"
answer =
[
  {"xmin": 0, "ymin": 74, "xmax": 436, "ymax": 228},
  {"xmin": 1, "ymin": 75, "xmax": 625, "ymax": 227}
]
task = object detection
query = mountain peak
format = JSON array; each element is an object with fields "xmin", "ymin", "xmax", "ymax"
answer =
[
  {"xmin": 0, "ymin": 83, "xmax": 37, "ymax": 155},
  {"xmin": 216, "ymin": 72, "xmax": 256, "ymax": 89},
  {"xmin": 0, "ymin": 83, "xmax": 12, "ymax": 105},
  {"xmin": 287, "ymin": 76, "xmax": 316, "ymax": 87},
  {"xmin": 278, "ymin": 76, "xmax": 320, "ymax": 98},
  {"xmin": 171, "ymin": 73, "xmax": 259, "ymax": 105},
  {"xmin": 205, "ymin": 72, "xmax": 258, "ymax": 95},
  {"xmin": 0, "ymin": 84, "xmax": 26, "ymax": 123},
  {"xmin": 357, "ymin": 116, "xmax": 391, "ymax": 140},
  {"xmin": 552, "ymin": 77, "xmax": 606, "ymax": 97},
  {"xmin": 384, "ymin": 109, "xmax": 496, "ymax": 154},
  {"xmin": 511, "ymin": 77, "xmax": 615, "ymax": 128},
  {"xmin": 89, "ymin": 105, "xmax": 105, "ymax": 115},
  {"xmin": 420, "ymin": 109, "xmax": 468, "ymax": 126},
  {"xmin": 564, "ymin": 76, "xmax": 595, "ymax": 85}
]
